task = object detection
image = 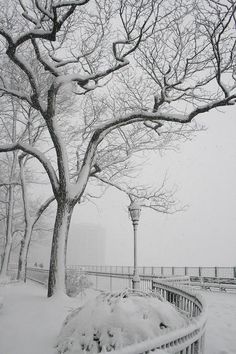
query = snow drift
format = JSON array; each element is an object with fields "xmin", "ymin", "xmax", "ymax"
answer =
[{"xmin": 56, "ymin": 289, "xmax": 188, "ymax": 354}]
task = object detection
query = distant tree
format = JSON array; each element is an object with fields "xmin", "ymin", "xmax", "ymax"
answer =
[
  {"xmin": 0, "ymin": 98, "xmax": 22, "ymax": 280},
  {"xmin": 17, "ymin": 155, "xmax": 55, "ymax": 281},
  {"xmin": 0, "ymin": 94, "xmax": 55, "ymax": 280},
  {"xmin": 16, "ymin": 106, "xmax": 55, "ymax": 282},
  {"xmin": 0, "ymin": 0, "xmax": 235, "ymax": 296}
]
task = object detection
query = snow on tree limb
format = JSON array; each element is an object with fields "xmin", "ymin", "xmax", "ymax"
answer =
[
  {"xmin": 0, "ymin": 143, "xmax": 59, "ymax": 195},
  {"xmin": 33, "ymin": 195, "xmax": 55, "ymax": 227},
  {"xmin": 79, "ymin": 92, "xmax": 236, "ymax": 185}
]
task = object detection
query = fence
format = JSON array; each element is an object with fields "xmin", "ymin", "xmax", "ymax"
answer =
[
  {"xmin": 71, "ymin": 265, "xmax": 236, "ymax": 279},
  {"xmin": 67, "ymin": 265, "xmax": 236, "ymax": 292},
  {"xmin": 26, "ymin": 265, "xmax": 236, "ymax": 292},
  {"xmin": 27, "ymin": 267, "xmax": 49, "ymax": 285}
]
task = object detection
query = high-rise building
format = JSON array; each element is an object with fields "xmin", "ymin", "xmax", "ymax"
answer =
[{"xmin": 67, "ymin": 223, "xmax": 106, "ymax": 266}]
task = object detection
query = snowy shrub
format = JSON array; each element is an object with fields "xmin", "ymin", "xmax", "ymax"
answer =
[
  {"xmin": 56, "ymin": 289, "xmax": 188, "ymax": 354},
  {"xmin": 66, "ymin": 270, "xmax": 93, "ymax": 297}
]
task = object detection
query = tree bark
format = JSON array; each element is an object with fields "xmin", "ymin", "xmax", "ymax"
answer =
[
  {"xmin": 0, "ymin": 183, "xmax": 15, "ymax": 279},
  {"xmin": 47, "ymin": 199, "xmax": 74, "ymax": 297},
  {"xmin": 0, "ymin": 102, "xmax": 18, "ymax": 280},
  {"xmin": 17, "ymin": 222, "xmax": 33, "ymax": 282},
  {"xmin": 17, "ymin": 154, "xmax": 56, "ymax": 282}
]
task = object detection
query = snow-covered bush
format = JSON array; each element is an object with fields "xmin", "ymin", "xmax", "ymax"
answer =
[
  {"xmin": 66, "ymin": 270, "xmax": 93, "ymax": 297},
  {"xmin": 56, "ymin": 289, "xmax": 188, "ymax": 354}
]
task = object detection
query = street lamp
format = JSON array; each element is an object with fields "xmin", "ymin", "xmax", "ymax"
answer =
[{"xmin": 128, "ymin": 200, "xmax": 141, "ymax": 290}]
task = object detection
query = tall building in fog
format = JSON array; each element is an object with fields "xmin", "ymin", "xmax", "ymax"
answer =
[
  {"xmin": 26, "ymin": 222, "xmax": 106, "ymax": 268},
  {"xmin": 67, "ymin": 223, "xmax": 106, "ymax": 265}
]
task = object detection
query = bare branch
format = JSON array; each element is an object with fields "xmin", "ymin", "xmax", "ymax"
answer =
[{"xmin": 0, "ymin": 143, "xmax": 59, "ymax": 195}]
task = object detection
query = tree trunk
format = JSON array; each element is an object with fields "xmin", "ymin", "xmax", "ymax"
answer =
[
  {"xmin": 47, "ymin": 199, "xmax": 74, "ymax": 297},
  {"xmin": 0, "ymin": 184, "xmax": 15, "ymax": 280},
  {"xmin": 0, "ymin": 105, "xmax": 17, "ymax": 280},
  {"xmin": 17, "ymin": 222, "xmax": 33, "ymax": 282}
]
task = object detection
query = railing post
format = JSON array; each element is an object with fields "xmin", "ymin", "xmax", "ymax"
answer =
[
  {"xmin": 199, "ymin": 267, "xmax": 202, "ymax": 277},
  {"xmin": 161, "ymin": 266, "xmax": 164, "ymax": 276},
  {"xmin": 233, "ymin": 267, "xmax": 236, "ymax": 278},
  {"xmin": 185, "ymin": 267, "xmax": 188, "ymax": 276},
  {"xmin": 151, "ymin": 267, "xmax": 154, "ymax": 277},
  {"xmin": 215, "ymin": 266, "xmax": 218, "ymax": 278},
  {"xmin": 172, "ymin": 267, "xmax": 175, "ymax": 276},
  {"xmin": 110, "ymin": 274, "xmax": 112, "ymax": 291}
]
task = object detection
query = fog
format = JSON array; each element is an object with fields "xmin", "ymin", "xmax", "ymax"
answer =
[
  {"xmin": 70, "ymin": 107, "xmax": 236, "ymax": 267},
  {"xmin": 27, "ymin": 107, "xmax": 236, "ymax": 268}
]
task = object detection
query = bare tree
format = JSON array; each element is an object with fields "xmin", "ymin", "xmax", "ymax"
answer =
[
  {"xmin": 0, "ymin": 99, "xmax": 21, "ymax": 280},
  {"xmin": 16, "ymin": 105, "xmax": 56, "ymax": 281},
  {"xmin": 17, "ymin": 154, "xmax": 55, "ymax": 281},
  {"xmin": 0, "ymin": 96, "xmax": 55, "ymax": 280},
  {"xmin": 0, "ymin": 0, "xmax": 235, "ymax": 296}
]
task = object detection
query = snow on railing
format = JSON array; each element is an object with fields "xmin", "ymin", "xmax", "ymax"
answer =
[
  {"xmin": 71, "ymin": 265, "xmax": 236, "ymax": 292},
  {"xmin": 72, "ymin": 264, "xmax": 236, "ymax": 279},
  {"xmin": 26, "ymin": 267, "xmax": 49, "ymax": 285}
]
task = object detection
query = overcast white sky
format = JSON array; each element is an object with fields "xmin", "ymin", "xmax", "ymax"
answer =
[{"xmin": 69, "ymin": 106, "xmax": 236, "ymax": 267}]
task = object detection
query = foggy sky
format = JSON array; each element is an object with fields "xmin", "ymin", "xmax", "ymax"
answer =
[{"xmin": 71, "ymin": 106, "xmax": 236, "ymax": 267}]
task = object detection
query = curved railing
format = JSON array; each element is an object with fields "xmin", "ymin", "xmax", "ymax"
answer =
[{"xmin": 113, "ymin": 280, "xmax": 207, "ymax": 354}]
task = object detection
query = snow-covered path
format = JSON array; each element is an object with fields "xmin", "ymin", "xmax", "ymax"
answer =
[
  {"xmin": 0, "ymin": 282, "xmax": 236, "ymax": 354},
  {"xmin": 204, "ymin": 291, "xmax": 236, "ymax": 354},
  {"xmin": 0, "ymin": 282, "xmax": 96, "ymax": 354}
]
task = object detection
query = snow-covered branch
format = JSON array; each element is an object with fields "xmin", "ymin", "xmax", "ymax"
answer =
[
  {"xmin": 0, "ymin": 143, "xmax": 59, "ymax": 195},
  {"xmin": 93, "ymin": 175, "xmax": 180, "ymax": 214},
  {"xmin": 33, "ymin": 195, "xmax": 55, "ymax": 227},
  {"xmin": 79, "ymin": 93, "xmax": 236, "ymax": 183},
  {"xmin": 0, "ymin": 85, "xmax": 32, "ymax": 105}
]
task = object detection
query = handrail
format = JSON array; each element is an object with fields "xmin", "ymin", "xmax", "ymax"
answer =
[
  {"xmin": 70, "ymin": 265, "xmax": 236, "ymax": 292},
  {"xmin": 69, "ymin": 264, "xmax": 236, "ymax": 280}
]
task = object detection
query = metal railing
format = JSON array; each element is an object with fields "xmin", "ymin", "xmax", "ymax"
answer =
[
  {"xmin": 69, "ymin": 265, "xmax": 236, "ymax": 292},
  {"xmin": 26, "ymin": 264, "xmax": 236, "ymax": 292},
  {"xmin": 71, "ymin": 265, "xmax": 236, "ymax": 279},
  {"xmin": 27, "ymin": 267, "xmax": 49, "ymax": 285}
]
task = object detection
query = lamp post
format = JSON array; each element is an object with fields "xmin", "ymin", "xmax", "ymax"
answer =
[{"xmin": 128, "ymin": 200, "xmax": 141, "ymax": 290}]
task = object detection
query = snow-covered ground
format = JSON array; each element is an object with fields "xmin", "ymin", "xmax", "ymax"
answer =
[
  {"xmin": 203, "ymin": 291, "xmax": 236, "ymax": 354},
  {"xmin": 0, "ymin": 282, "xmax": 236, "ymax": 354},
  {"xmin": 0, "ymin": 282, "xmax": 97, "ymax": 354}
]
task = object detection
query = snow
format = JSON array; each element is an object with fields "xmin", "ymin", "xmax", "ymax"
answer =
[
  {"xmin": 0, "ymin": 281, "xmax": 97, "ymax": 354},
  {"xmin": 56, "ymin": 290, "xmax": 188, "ymax": 353},
  {"xmin": 0, "ymin": 282, "xmax": 236, "ymax": 354},
  {"xmin": 204, "ymin": 291, "xmax": 236, "ymax": 354}
]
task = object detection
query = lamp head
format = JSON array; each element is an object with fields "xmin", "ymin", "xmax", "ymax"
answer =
[{"xmin": 128, "ymin": 201, "xmax": 141, "ymax": 223}]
